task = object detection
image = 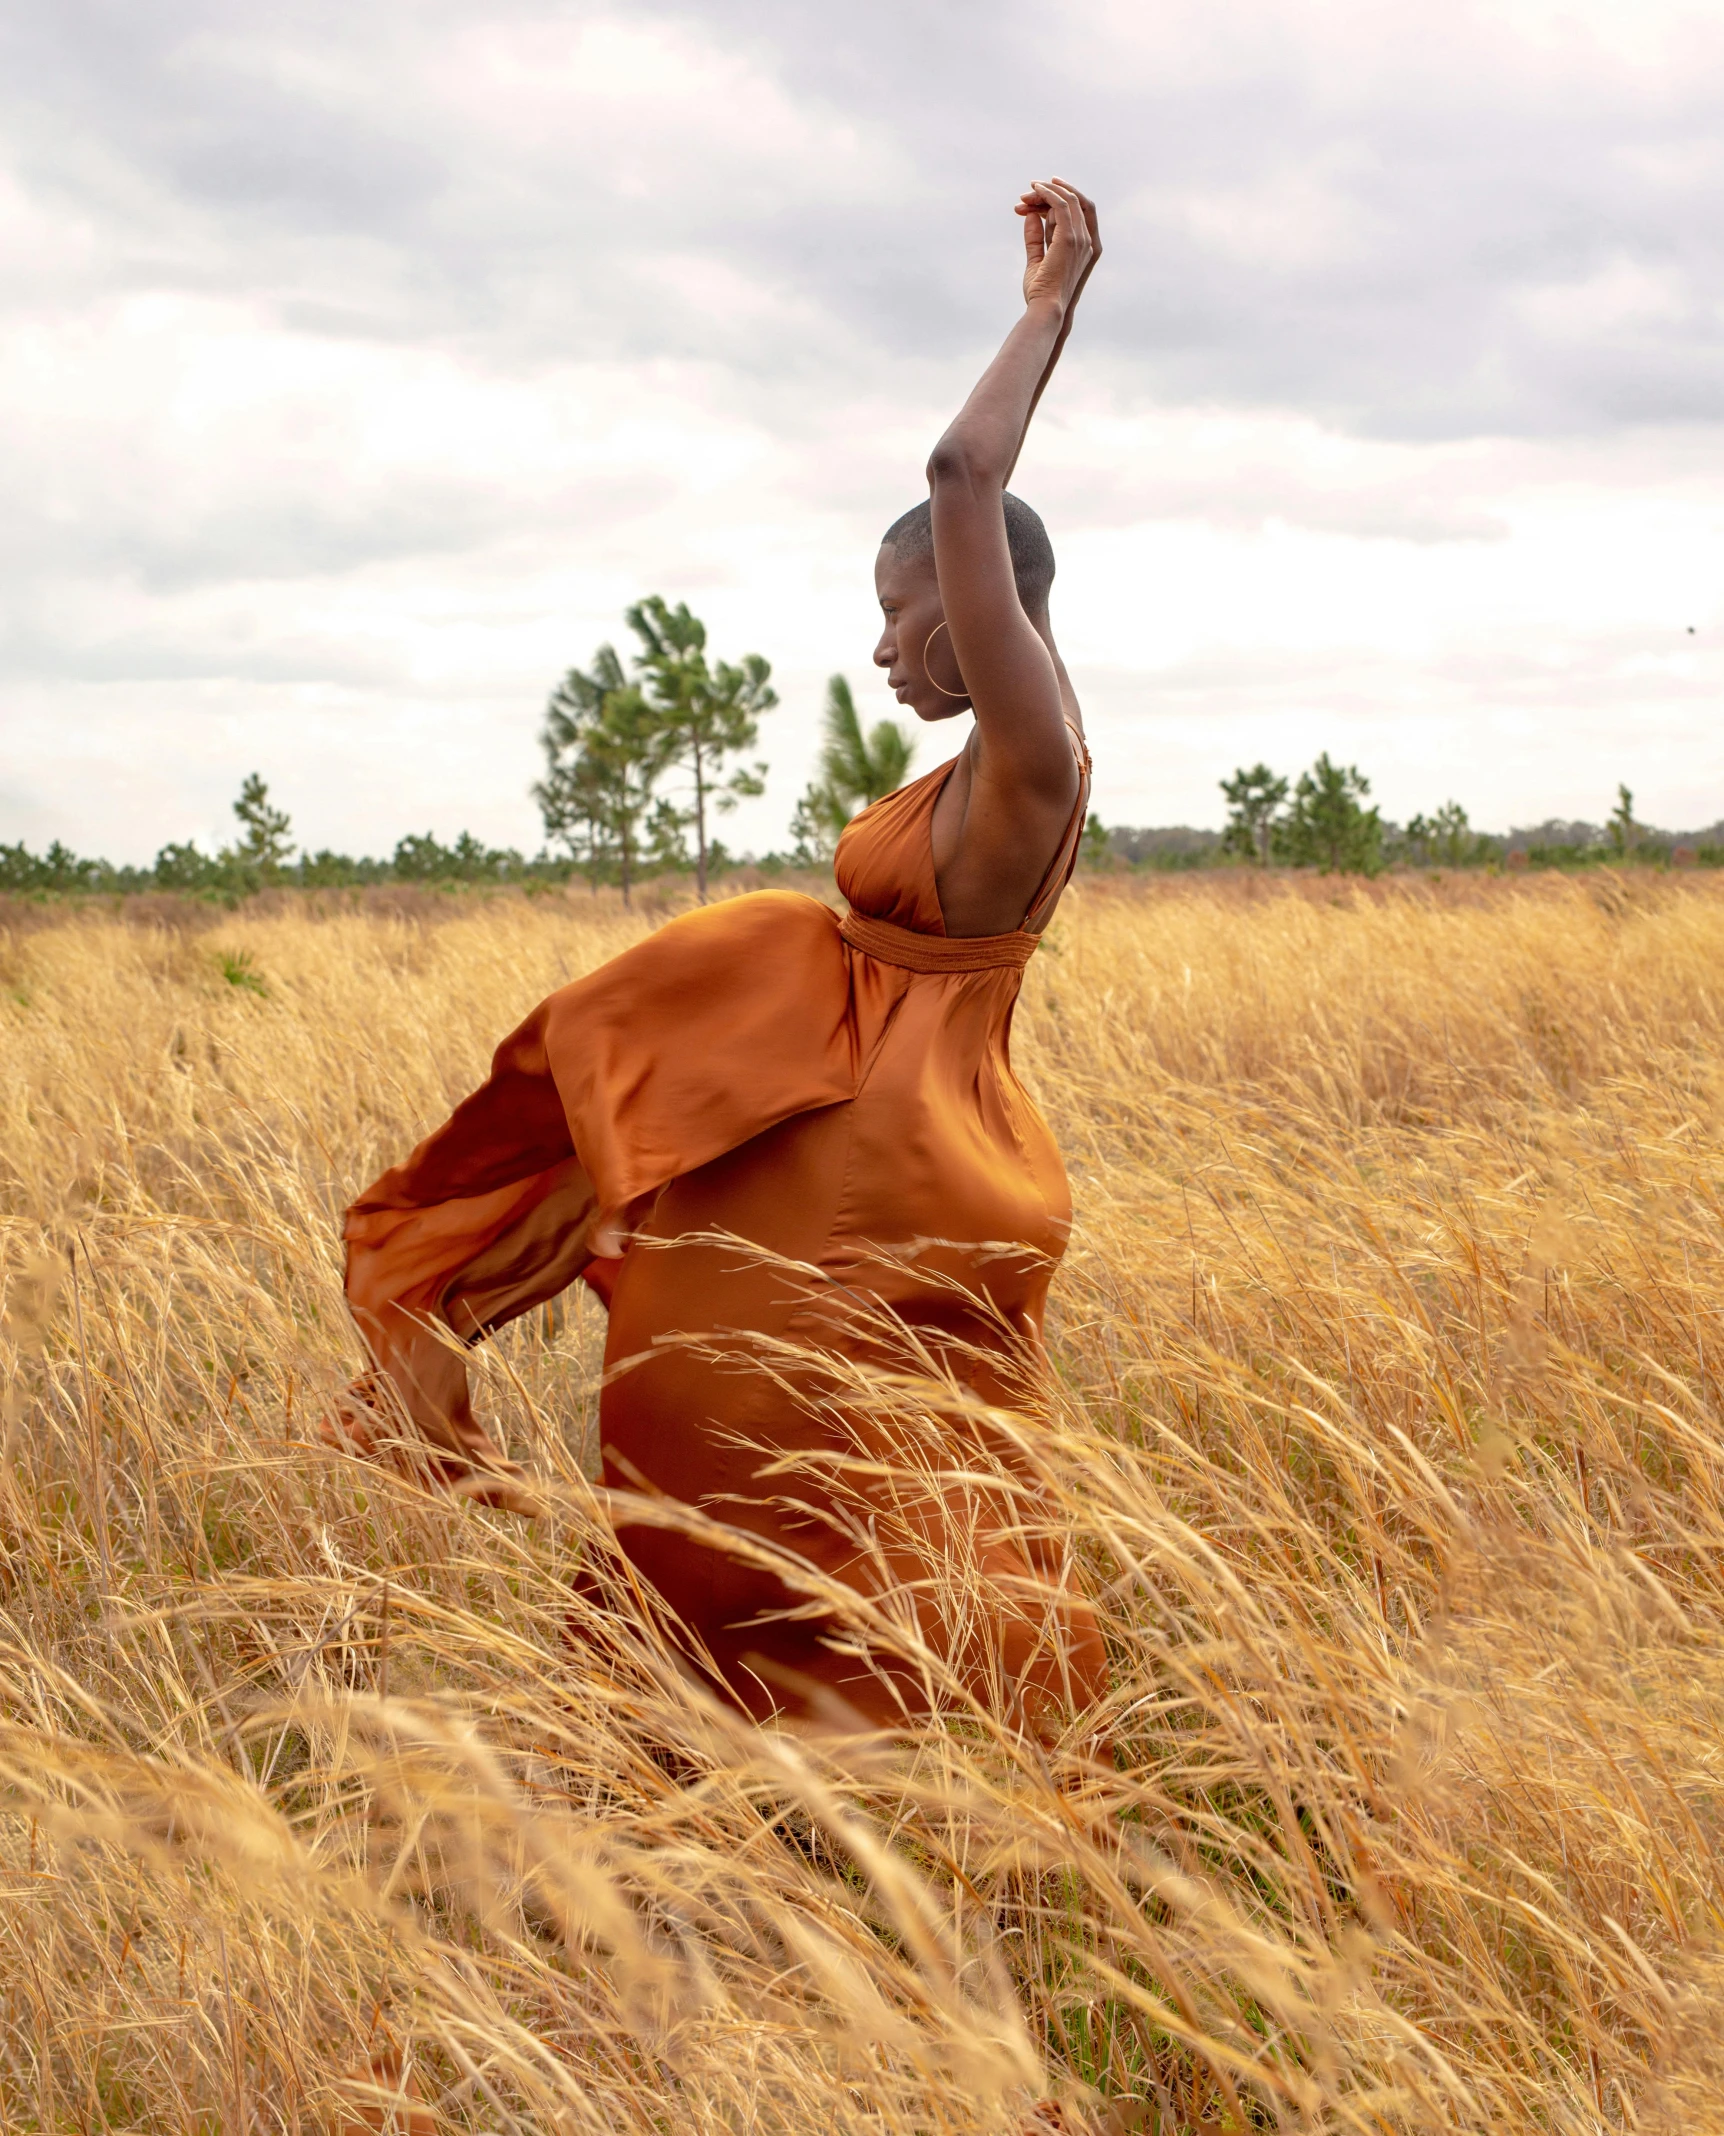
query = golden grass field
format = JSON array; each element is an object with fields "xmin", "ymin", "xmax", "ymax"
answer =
[{"xmin": 3, "ymin": 870, "xmax": 1724, "ymax": 2133}]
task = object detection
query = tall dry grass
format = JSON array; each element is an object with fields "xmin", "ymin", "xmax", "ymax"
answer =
[{"xmin": 2, "ymin": 872, "xmax": 1724, "ymax": 2132}]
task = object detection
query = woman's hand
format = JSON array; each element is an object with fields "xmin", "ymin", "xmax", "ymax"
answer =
[{"xmin": 1016, "ymin": 177, "xmax": 1100, "ymax": 317}]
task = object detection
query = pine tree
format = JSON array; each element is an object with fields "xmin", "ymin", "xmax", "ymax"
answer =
[
  {"xmin": 1430, "ymin": 800, "xmax": 1473, "ymax": 867},
  {"xmin": 534, "ymin": 645, "xmax": 666, "ymax": 908},
  {"xmin": 626, "ymin": 597, "xmax": 776, "ymax": 902},
  {"xmin": 232, "ymin": 774, "xmax": 294, "ymax": 872},
  {"xmin": 1277, "ymin": 755, "xmax": 1381, "ymax": 874},
  {"xmin": 1219, "ymin": 764, "xmax": 1289, "ymax": 866},
  {"xmin": 1609, "ymin": 783, "xmax": 1641, "ymax": 858}
]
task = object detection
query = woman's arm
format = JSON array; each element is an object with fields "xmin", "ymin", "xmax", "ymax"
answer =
[{"xmin": 926, "ymin": 179, "xmax": 1098, "ymax": 930}]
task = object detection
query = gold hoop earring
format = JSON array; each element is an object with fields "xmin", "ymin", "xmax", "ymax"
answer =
[{"xmin": 923, "ymin": 621, "xmax": 968, "ymax": 700}]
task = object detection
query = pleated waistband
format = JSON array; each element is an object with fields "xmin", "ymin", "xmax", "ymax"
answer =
[{"xmin": 838, "ymin": 908, "xmax": 1040, "ymax": 973}]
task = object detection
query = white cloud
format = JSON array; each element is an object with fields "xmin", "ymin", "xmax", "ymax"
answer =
[{"xmin": 6, "ymin": 0, "xmax": 1724, "ymax": 863}]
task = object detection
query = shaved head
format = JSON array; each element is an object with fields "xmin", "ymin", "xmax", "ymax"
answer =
[{"xmin": 881, "ymin": 493, "xmax": 1056, "ymax": 619}]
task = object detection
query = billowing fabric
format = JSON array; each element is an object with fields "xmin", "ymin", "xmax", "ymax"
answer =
[{"xmin": 344, "ymin": 739, "xmax": 1108, "ymax": 1729}]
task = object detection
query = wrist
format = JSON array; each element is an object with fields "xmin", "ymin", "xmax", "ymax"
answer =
[{"xmin": 1023, "ymin": 293, "xmax": 1066, "ymax": 327}]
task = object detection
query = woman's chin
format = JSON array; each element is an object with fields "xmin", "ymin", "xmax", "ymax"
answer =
[{"xmin": 914, "ymin": 699, "xmax": 971, "ymax": 723}]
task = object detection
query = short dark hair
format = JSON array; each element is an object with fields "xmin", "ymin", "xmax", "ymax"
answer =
[{"xmin": 881, "ymin": 493, "xmax": 1056, "ymax": 617}]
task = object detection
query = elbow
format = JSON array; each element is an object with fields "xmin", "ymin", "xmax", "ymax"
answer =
[{"xmin": 926, "ymin": 437, "xmax": 997, "ymax": 494}]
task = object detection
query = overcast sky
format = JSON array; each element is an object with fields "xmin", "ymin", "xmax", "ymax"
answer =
[{"xmin": 6, "ymin": 0, "xmax": 1724, "ymax": 860}]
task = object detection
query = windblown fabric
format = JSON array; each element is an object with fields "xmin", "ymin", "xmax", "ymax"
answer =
[{"xmin": 344, "ymin": 739, "xmax": 1108, "ymax": 1730}]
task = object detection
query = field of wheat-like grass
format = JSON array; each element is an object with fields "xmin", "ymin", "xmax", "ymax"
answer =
[{"xmin": 2, "ymin": 871, "xmax": 1723, "ymax": 2133}]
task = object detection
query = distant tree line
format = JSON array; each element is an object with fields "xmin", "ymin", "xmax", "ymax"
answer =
[
  {"xmin": 1, "ymin": 773, "xmax": 557, "ymax": 901},
  {"xmin": 3, "ymin": 593, "xmax": 923, "ymax": 905},
  {"xmin": 6, "ymin": 595, "xmax": 1722, "ymax": 897},
  {"xmin": 1081, "ymin": 763, "xmax": 1724, "ymax": 877}
]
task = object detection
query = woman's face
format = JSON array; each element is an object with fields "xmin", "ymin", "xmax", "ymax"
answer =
[{"xmin": 872, "ymin": 544, "xmax": 970, "ymax": 722}]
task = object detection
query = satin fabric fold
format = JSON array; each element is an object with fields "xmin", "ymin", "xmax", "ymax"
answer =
[{"xmin": 343, "ymin": 738, "xmax": 1109, "ymax": 1728}]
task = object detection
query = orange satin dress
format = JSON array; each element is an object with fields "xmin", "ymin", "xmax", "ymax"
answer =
[{"xmin": 344, "ymin": 736, "xmax": 1108, "ymax": 1730}]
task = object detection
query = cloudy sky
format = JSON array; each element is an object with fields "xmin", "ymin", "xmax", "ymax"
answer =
[{"xmin": 6, "ymin": 0, "xmax": 1724, "ymax": 861}]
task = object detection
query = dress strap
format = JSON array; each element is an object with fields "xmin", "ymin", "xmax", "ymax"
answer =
[{"xmin": 1021, "ymin": 723, "xmax": 1092, "ymax": 936}]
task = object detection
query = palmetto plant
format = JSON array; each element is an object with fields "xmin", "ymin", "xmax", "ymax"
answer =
[{"xmin": 792, "ymin": 675, "xmax": 916, "ymax": 862}]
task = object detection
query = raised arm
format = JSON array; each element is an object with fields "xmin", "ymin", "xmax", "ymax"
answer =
[{"xmin": 922, "ymin": 178, "xmax": 1100, "ymax": 935}]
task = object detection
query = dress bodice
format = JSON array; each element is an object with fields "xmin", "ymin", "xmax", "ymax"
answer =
[
  {"xmin": 834, "ymin": 762, "xmax": 951, "ymax": 932},
  {"xmin": 834, "ymin": 730, "xmax": 1092, "ymax": 941},
  {"xmin": 344, "ymin": 715, "xmax": 1110, "ymax": 1732}
]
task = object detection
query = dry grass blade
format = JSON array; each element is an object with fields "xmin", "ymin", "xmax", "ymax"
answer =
[{"xmin": 3, "ymin": 872, "xmax": 1724, "ymax": 2129}]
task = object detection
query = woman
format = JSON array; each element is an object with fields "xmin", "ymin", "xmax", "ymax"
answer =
[{"xmin": 341, "ymin": 178, "xmax": 1108, "ymax": 1735}]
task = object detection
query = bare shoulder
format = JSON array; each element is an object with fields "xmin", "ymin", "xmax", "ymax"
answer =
[{"xmin": 931, "ymin": 719, "xmax": 1084, "ymax": 937}]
